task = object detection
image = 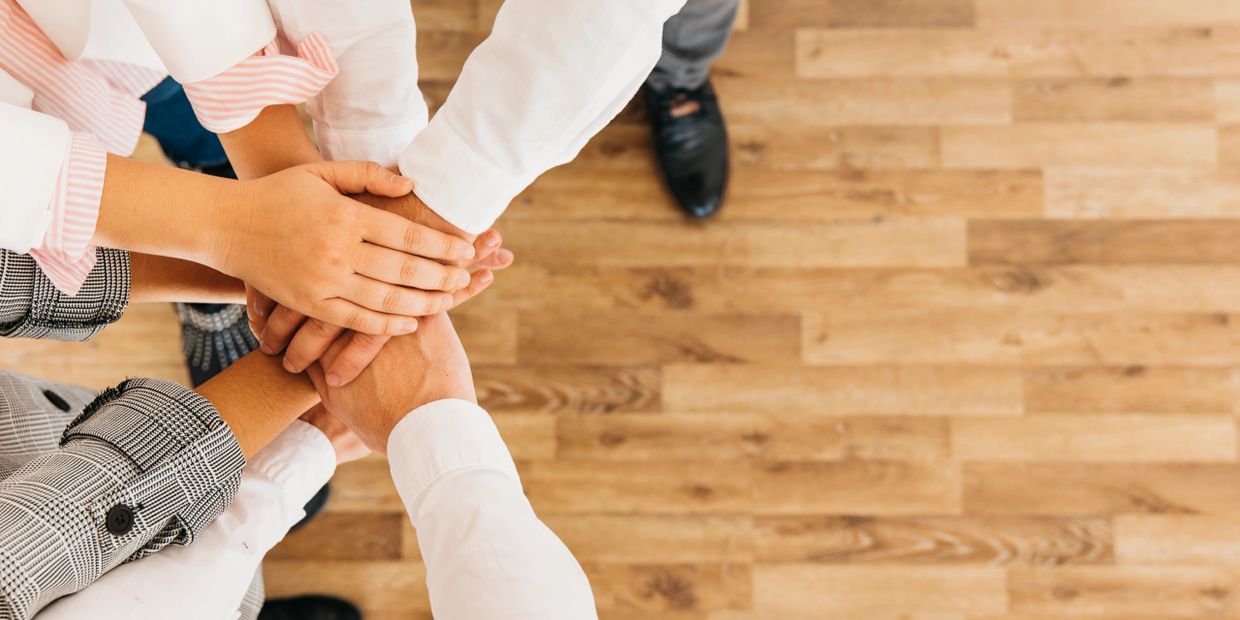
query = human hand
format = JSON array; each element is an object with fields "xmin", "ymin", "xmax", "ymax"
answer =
[
  {"xmin": 207, "ymin": 161, "xmax": 477, "ymax": 335},
  {"xmin": 300, "ymin": 403, "xmax": 371, "ymax": 464},
  {"xmin": 306, "ymin": 313, "xmax": 475, "ymax": 454},
  {"xmin": 250, "ymin": 195, "xmax": 513, "ymax": 386}
]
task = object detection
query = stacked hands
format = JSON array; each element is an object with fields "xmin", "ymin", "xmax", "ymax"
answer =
[{"xmin": 207, "ymin": 159, "xmax": 513, "ymax": 449}]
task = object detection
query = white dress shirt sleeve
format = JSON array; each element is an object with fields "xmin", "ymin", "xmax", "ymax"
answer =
[
  {"xmin": 37, "ymin": 421, "xmax": 337, "ymax": 620},
  {"xmin": 388, "ymin": 399, "xmax": 598, "ymax": 620},
  {"xmin": 262, "ymin": 0, "xmax": 427, "ymax": 168},
  {"xmin": 398, "ymin": 0, "xmax": 688, "ymax": 233},
  {"xmin": 120, "ymin": 0, "xmax": 275, "ymax": 83},
  {"xmin": 0, "ymin": 99, "xmax": 67, "ymax": 254}
]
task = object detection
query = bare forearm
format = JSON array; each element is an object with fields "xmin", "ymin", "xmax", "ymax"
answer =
[
  {"xmin": 129, "ymin": 253, "xmax": 245, "ymax": 304},
  {"xmin": 196, "ymin": 351, "xmax": 319, "ymax": 459},
  {"xmin": 92, "ymin": 155, "xmax": 230, "ymax": 262},
  {"xmin": 219, "ymin": 105, "xmax": 323, "ymax": 179}
]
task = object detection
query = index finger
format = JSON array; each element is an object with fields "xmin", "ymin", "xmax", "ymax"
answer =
[{"xmin": 359, "ymin": 207, "xmax": 476, "ymax": 263}]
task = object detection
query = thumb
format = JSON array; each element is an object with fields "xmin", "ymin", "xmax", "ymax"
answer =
[{"xmin": 307, "ymin": 160, "xmax": 413, "ymax": 197}]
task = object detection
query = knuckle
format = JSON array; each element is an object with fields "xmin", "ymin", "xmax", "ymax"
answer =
[
  {"xmin": 399, "ymin": 259, "xmax": 421, "ymax": 284},
  {"xmin": 343, "ymin": 311, "xmax": 367, "ymax": 332},
  {"xmin": 305, "ymin": 318, "xmax": 335, "ymax": 338},
  {"xmin": 382, "ymin": 288, "xmax": 405, "ymax": 312},
  {"xmin": 402, "ymin": 225, "xmax": 424, "ymax": 251}
]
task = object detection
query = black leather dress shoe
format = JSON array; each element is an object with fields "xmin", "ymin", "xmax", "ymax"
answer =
[
  {"xmin": 258, "ymin": 595, "xmax": 362, "ymax": 620},
  {"xmin": 644, "ymin": 80, "xmax": 729, "ymax": 219}
]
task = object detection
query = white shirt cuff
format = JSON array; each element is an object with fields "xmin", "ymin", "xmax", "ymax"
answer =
[
  {"xmin": 244, "ymin": 420, "xmax": 337, "ymax": 526},
  {"xmin": 122, "ymin": 0, "xmax": 277, "ymax": 83},
  {"xmin": 316, "ymin": 117, "xmax": 425, "ymax": 170},
  {"xmin": 398, "ymin": 123, "xmax": 526, "ymax": 235},
  {"xmin": 0, "ymin": 103, "xmax": 67, "ymax": 254},
  {"xmin": 387, "ymin": 399, "xmax": 518, "ymax": 512}
]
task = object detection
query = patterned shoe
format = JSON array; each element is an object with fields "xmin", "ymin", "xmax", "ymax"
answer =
[{"xmin": 176, "ymin": 302, "xmax": 259, "ymax": 387}]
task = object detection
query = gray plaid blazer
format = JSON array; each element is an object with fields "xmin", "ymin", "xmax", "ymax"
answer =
[{"xmin": 0, "ymin": 249, "xmax": 247, "ymax": 619}]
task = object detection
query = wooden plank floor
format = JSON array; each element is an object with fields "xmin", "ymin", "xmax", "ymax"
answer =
[{"xmin": 10, "ymin": 0, "xmax": 1240, "ymax": 617}]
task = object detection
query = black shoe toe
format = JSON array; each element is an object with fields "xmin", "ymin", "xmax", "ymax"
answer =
[
  {"xmin": 645, "ymin": 80, "xmax": 729, "ymax": 220},
  {"xmin": 259, "ymin": 595, "xmax": 361, "ymax": 620},
  {"xmin": 669, "ymin": 171, "xmax": 724, "ymax": 219}
]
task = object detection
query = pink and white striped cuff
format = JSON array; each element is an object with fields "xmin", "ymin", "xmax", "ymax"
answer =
[
  {"xmin": 183, "ymin": 33, "xmax": 338, "ymax": 134},
  {"xmin": 29, "ymin": 132, "xmax": 107, "ymax": 295}
]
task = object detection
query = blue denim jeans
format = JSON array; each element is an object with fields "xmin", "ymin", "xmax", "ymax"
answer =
[{"xmin": 140, "ymin": 77, "xmax": 232, "ymax": 173}]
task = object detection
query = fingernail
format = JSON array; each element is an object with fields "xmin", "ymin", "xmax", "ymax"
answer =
[
  {"xmin": 485, "ymin": 234, "xmax": 500, "ymax": 248},
  {"xmin": 256, "ymin": 305, "xmax": 267, "ymax": 318},
  {"xmin": 399, "ymin": 319, "xmax": 419, "ymax": 333},
  {"xmin": 327, "ymin": 372, "xmax": 343, "ymax": 387},
  {"xmin": 282, "ymin": 357, "xmax": 297, "ymax": 372},
  {"xmin": 456, "ymin": 272, "xmax": 471, "ymax": 288},
  {"xmin": 479, "ymin": 270, "xmax": 494, "ymax": 284},
  {"xmin": 260, "ymin": 341, "xmax": 276, "ymax": 355},
  {"xmin": 461, "ymin": 244, "xmax": 477, "ymax": 259}
]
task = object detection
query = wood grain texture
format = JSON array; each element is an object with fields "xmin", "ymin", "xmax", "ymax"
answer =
[{"xmin": 3, "ymin": 1, "xmax": 1240, "ymax": 616}]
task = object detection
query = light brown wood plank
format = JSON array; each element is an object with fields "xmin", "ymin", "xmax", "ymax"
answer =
[
  {"xmin": 1114, "ymin": 515, "xmax": 1240, "ymax": 565},
  {"xmin": 585, "ymin": 563, "xmax": 752, "ymax": 613},
  {"xmin": 731, "ymin": 125, "xmax": 941, "ymax": 170},
  {"xmin": 1008, "ymin": 566, "xmax": 1239, "ymax": 617},
  {"xmin": 664, "ymin": 364, "xmax": 1024, "ymax": 415},
  {"xmin": 264, "ymin": 560, "xmax": 430, "ymax": 613},
  {"xmin": 501, "ymin": 220, "xmax": 967, "ymax": 268},
  {"xmin": 969, "ymin": 220, "xmax": 1240, "ymax": 265},
  {"xmin": 478, "ymin": 264, "xmax": 1240, "ymax": 315},
  {"xmin": 754, "ymin": 516, "xmax": 1112, "ymax": 565},
  {"xmin": 796, "ymin": 28, "xmax": 1215, "ymax": 78},
  {"xmin": 717, "ymin": 78, "xmax": 1011, "ymax": 126},
  {"xmin": 525, "ymin": 460, "xmax": 755, "ymax": 514},
  {"xmin": 951, "ymin": 414, "xmax": 1237, "ymax": 462},
  {"xmin": 976, "ymin": 0, "xmax": 1240, "ymax": 27},
  {"xmin": 804, "ymin": 310, "xmax": 1237, "ymax": 365},
  {"xmin": 476, "ymin": 364, "xmax": 661, "ymax": 414},
  {"xmin": 753, "ymin": 460, "xmax": 962, "ymax": 516},
  {"xmin": 1046, "ymin": 168, "xmax": 1240, "ymax": 219},
  {"xmin": 409, "ymin": 0, "xmax": 477, "ymax": 31},
  {"xmin": 544, "ymin": 515, "xmax": 755, "ymax": 563},
  {"xmin": 750, "ymin": 565, "xmax": 1006, "ymax": 619},
  {"xmin": 0, "ymin": 303, "xmax": 188, "ymax": 389},
  {"xmin": 713, "ymin": 29, "xmax": 796, "ymax": 81},
  {"xmin": 269, "ymin": 513, "xmax": 406, "ymax": 561},
  {"xmin": 556, "ymin": 413, "xmax": 950, "ymax": 461},
  {"xmin": 1221, "ymin": 124, "xmax": 1240, "ymax": 167},
  {"xmin": 1217, "ymin": 79, "xmax": 1240, "ymax": 123},
  {"xmin": 493, "ymin": 412, "xmax": 557, "ymax": 460},
  {"xmin": 414, "ymin": 30, "xmax": 485, "ymax": 81},
  {"xmin": 942, "ymin": 124, "xmax": 1217, "ymax": 169},
  {"xmin": 751, "ymin": 0, "xmax": 973, "ymax": 29},
  {"xmin": 503, "ymin": 219, "xmax": 967, "ymax": 267},
  {"xmin": 1024, "ymin": 365, "xmax": 1233, "ymax": 414},
  {"xmin": 512, "ymin": 168, "xmax": 1041, "ymax": 221},
  {"xmin": 453, "ymin": 310, "xmax": 517, "ymax": 364},
  {"xmin": 964, "ymin": 463, "xmax": 1240, "ymax": 515},
  {"xmin": 1014, "ymin": 78, "xmax": 1215, "ymax": 122},
  {"xmin": 517, "ymin": 313, "xmax": 800, "ymax": 364}
]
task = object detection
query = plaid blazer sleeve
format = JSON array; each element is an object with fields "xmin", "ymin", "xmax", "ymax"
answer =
[
  {"xmin": 0, "ymin": 376, "xmax": 246, "ymax": 619},
  {"xmin": 0, "ymin": 248, "xmax": 129, "ymax": 342}
]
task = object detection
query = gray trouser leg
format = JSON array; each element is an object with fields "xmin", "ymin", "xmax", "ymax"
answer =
[{"xmin": 647, "ymin": 0, "xmax": 741, "ymax": 90}]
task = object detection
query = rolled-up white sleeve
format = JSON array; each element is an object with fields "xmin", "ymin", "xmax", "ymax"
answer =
[
  {"xmin": 120, "ymin": 0, "xmax": 275, "ymax": 83},
  {"xmin": 398, "ymin": 0, "xmax": 687, "ymax": 233},
  {"xmin": 0, "ymin": 101, "xmax": 68, "ymax": 254},
  {"xmin": 389, "ymin": 399, "xmax": 597, "ymax": 619},
  {"xmin": 38, "ymin": 421, "xmax": 337, "ymax": 620}
]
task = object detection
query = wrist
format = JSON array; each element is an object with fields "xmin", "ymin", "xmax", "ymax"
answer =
[{"xmin": 199, "ymin": 180, "xmax": 250, "ymax": 276}]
